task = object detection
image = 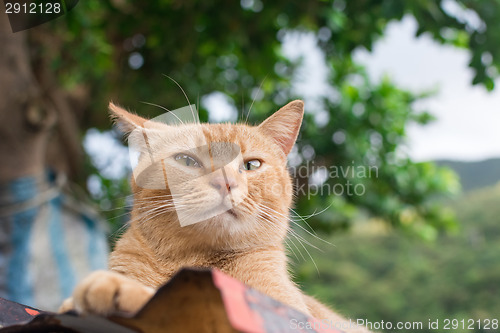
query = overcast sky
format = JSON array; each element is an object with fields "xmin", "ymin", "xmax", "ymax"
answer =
[{"xmin": 276, "ymin": 15, "xmax": 500, "ymax": 163}]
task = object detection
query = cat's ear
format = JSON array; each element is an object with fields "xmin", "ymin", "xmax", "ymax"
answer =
[
  {"xmin": 109, "ymin": 102, "xmax": 148, "ymax": 134},
  {"xmin": 258, "ymin": 100, "xmax": 304, "ymax": 155}
]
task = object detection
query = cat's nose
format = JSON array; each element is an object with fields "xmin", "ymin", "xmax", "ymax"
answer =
[{"xmin": 210, "ymin": 176, "xmax": 238, "ymax": 197}]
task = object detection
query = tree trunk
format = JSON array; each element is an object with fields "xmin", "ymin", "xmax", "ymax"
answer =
[
  {"xmin": 0, "ymin": 12, "xmax": 53, "ymax": 182},
  {"xmin": 0, "ymin": 11, "xmax": 84, "ymax": 184}
]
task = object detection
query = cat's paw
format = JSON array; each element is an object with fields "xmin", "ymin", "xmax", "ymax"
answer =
[
  {"xmin": 67, "ymin": 270, "xmax": 155, "ymax": 316},
  {"xmin": 58, "ymin": 297, "xmax": 75, "ymax": 313}
]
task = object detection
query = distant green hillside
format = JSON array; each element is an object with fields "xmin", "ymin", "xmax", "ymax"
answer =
[
  {"xmin": 436, "ymin": 158, "xmax": 500, "ymax": 191},
  {"xmin": 295, "ymin": 183, "xmax": 500, "ymax": 332}
]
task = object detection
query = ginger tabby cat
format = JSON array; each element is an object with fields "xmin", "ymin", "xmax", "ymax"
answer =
[{"xmin": 60, "ymin": 100, "xmax": 370, "ymax": 333}]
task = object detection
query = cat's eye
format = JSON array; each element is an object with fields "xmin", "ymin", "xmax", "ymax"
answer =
[
  {"xmin": 174, "ymin": 154, "xmax": 202, "ymax": 168},
  {"xmin": 243, "ymin": 159, "xmax": 261, "ymax": 171}
]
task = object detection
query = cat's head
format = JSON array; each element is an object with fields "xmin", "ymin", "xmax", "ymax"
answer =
[{"xmin": 110, "ymin": 100, "xmax": 304, "ymax": 251}]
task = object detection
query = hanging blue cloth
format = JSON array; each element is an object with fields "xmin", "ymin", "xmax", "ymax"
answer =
[{"xmin": 0, "ymin": 171, "xmax": 109, "ymax": 311}]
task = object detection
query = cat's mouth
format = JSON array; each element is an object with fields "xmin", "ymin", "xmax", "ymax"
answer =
[
  {"xmin": 202, "ymin": 205, "xmax": 239, "ymax": 221},
  {"xmin": 225, "ymin": 208, "xmax": 238, "ymax": 218}
]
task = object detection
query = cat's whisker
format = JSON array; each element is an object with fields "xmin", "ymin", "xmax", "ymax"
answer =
[
  {"xmin": 137, "ymin": 209, "xmax": 172, "ymax": 225},
  {"xmin": 134, "ymin": 192, "xmax": 174, "ymax": 198},
  {"xmin": 291, "ymin": 229, "xmax": 320, "ymax": 275},
  {"xmin": 257, "ymin": 207, "xmax": 320, "ymax": 251},
  {"xmin": 140, "ymin": 101, "xmax": 185, "ymax": 125},
  {"xmin": 134, "ymin": 196, "xmax": 175, "ymax": 202},
  {"xmin": 136, "ymin": 195, "xmax": 185, "ymax": 204},
  {"xmin": 256, "ymin": 206, "xmax": 324, "ymax": 260},
  {"xmin": 292, "ymin": 204, "xmax": 332, "ymax": 220},
  {"xmin": 137, "ymin": 198, "xmax": 199, "ymax": 222},
  {"xmin": 289, "ymin": 236, "xmax": 309, "ymax": 264},
  {"xmin": 135, "ymin": 198, "xmax": 174, "ymax": 203},
  {"xmin": 162, "ymin": 75, "xmax": 197, "ymax": 123},
  {"xmin": 245, "ymin": 75, "xmax": 267, "ymax": 124},
  {"xmin": 134, "ymin": 199, "xmax": 178, "ymax": 207},
  {"xmin": 106, "ymin": 210, "xmax": 133, "ymax": 222},
  {"xmin": 136, "ymin": 199, "xmax": 179, "ymax": 207},
  {"xmin": 133, "ymin": 201, "xmax": 178, "ymax": 209},
  {"xmin": 290, "ymin": 203, "xmax": 333, "ymax": 234},
  {"xmin": 111, "ymin": 215, "xmax": 141, "ymax": 238},
  {"xmin": 138, "ymin": 202, "xmax": 187, "ymax": 214},
  {"xmin": 258, "ymin": 216, "xmax": 285, "ymax": 237},
  {"xmin": 259, "ymin": 203, "xmax": 332, "ymax": 246},
  {"xmin": 98, "ymin": 193, "xmax": 135, "ymax": 203},
  {"xmin": 137, "ymin": 205, "xmax": 178, "ymax": 216},
  {"xmin": 240, "ymin": 91, "xmax": 245, "ymax": 123},
  {"xmin": 288, "ymin": 220, "xmax": 330, "ymax": 248},
  {"xmin": 288, "ymin": 227, "xmax": 321, "ymax": 251},
  {"xmin": 255, "ymin": 206, "xmax": 318, "ymax": 264},
  {"xmin": 162, "ymin": 189, "xmax": 212, "ymax": 203},
  {"xmin": 148, "ymin": 192, "xmax": 175, "ymax": 197},
  {"xmin": 285, "ymin": 233, "xmax": 306, "ymax": 262},
  {"xmin": 256, "ymin": 210, "xmax": 286, "ymax": 232},
  {"xmin": 135, "ymin": 203, "xmax": 183, "ymax": 221}
]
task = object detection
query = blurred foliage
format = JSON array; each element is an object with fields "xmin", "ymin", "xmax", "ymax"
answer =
[
  {"xmin": 295, "ymin": 182, "xmax": 500, "ymax": 332},
  {"xmin": 38, "ymin": 0, "xmax": 500, "ymax": 234}
]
